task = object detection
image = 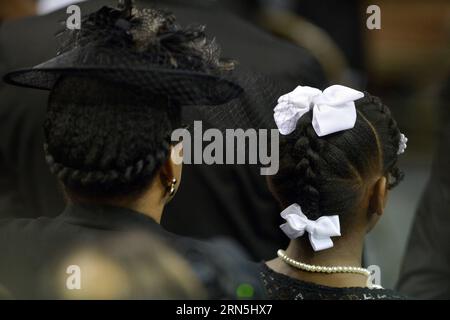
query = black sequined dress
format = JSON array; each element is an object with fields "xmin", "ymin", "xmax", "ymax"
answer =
[{"xmin": 259, "ymin": 263, "xmax": 407, "ymax": 300}]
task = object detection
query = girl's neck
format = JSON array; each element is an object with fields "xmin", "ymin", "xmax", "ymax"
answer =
[{"xmin": 267, "ymin": 232, "xmax": 368, "ymax": 288}]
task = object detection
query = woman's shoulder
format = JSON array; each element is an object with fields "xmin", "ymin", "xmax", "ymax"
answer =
[{"xmin": 257, "ymin": 262, "xmax": 409, "ymax": 300}]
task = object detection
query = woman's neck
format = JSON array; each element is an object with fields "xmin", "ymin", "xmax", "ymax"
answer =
[
  {"xmin": 131, "ymin": 197, "xmax": 164, "ymax": 224},
  {"xmin": 67, "ymin": 186, "xmax": 166, "ymax": 224},
  {"xmin": 267, "ymin": 231, "xmax": 368, "ymax": 288},
  {"xmin": 125, "ymin": 186, "xmax": 166, "ymax": 224}
]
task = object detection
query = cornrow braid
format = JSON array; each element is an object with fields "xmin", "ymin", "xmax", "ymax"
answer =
[
  {"xmin": 44, "ymin": 140, "xmax": 171, "ymax": 196},
  {"xmin": 357, "ymin": 94, "xmax": 404, "ymax": 188},
  {"xmin": 292, "ymin": 116, "xmax": 324, "ymax": 219}
]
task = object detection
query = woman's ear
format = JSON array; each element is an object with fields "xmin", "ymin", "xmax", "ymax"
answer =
[
  {"xmin": 367, "ymin": 176, "xmax": 388, "ymax": 232},
  {"xmin": 159, "ymin": 143, "xmax": 183, "ymax": 199}
]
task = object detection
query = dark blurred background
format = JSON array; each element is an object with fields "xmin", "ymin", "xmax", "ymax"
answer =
[{"xmin": 1, "ymin": 0, "xmax": 449, "ymax": 289}]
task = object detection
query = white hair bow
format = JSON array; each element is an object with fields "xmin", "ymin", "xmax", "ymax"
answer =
[
  {"xmin": 398, "ymin": 133, "xmax": 408, "ymax": 155},
  {"xmin": 280, "ymin": 204, "xmax": 341, "ymax": 251},
  {"xmin": 274, "ymin": 85, "xmax": 365, "ymax": 136}
]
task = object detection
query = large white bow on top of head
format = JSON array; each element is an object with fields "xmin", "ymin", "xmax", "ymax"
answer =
[
  {"xmin": 274, "ymin": 85, "xmax": 365, "ymax": 136},
  {"xmin": 280, "ymin": 204, "xmax": 341, "ymax": 251}
]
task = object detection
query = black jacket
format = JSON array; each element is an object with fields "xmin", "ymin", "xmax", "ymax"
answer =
[{"xmin": 0, "ymin": 203, "xmax": 265, "ymax": 299}]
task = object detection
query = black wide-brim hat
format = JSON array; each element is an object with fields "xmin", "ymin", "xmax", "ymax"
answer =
[
  {"xmin": 3, "ymin": 4, "xmax": 243, "ymax": 106},
  {"xmin": 4, "ymin": 46, "xmax": 242, "ymax": 106}
]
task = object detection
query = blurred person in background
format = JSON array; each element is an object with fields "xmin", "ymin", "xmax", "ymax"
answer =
[
  {"xmin": 397, "ymin": 75, "xmax": 450, "ymax": 299},
  {"xmin": 41, "ymin": 233, "xmax": 208, "ymax": 299},
  {"xmin": 221, "ymin": 0, "xmax": 365, "ymax": 88},
  {"xmin": 288, "ymin": 0, "xmax": 365, "ymax": 86},
  {"xmin": 0, "ymin": 0, "xmax": 326, "ymax": 261},
  {"xmin": 0, "ymin": 283, "xmax": 13, "ymax": 299},
  {"xmin": 0, "ymin": 3, "xmax": 264, "ymax": 299},
  {"xmin": 0, "ymin": 0, "xmax": 37, "ymax": 22}
]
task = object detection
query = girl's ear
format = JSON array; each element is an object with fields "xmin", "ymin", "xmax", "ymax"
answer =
[
  {"xmin": 368, "ymin": 176, "xmax": 388, "ymax": 217},
  {"xmin": 366, "ymin": 176, "xmax": 387, "ymax": 232}
]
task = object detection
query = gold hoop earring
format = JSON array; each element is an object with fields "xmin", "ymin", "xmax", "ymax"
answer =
[{"xmin": 168, "ymin": 178, "xmax": 177, "ymax": 197}]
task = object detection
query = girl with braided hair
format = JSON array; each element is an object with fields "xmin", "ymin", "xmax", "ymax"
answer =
[{"xmin": 259, "ymin": 85, "xmax": 409, "ymax": 299}]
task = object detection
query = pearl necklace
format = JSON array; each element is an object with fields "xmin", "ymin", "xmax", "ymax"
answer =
[{"xmin": 277, "ymin": 249, "xmax": 381, "ymax": 289}]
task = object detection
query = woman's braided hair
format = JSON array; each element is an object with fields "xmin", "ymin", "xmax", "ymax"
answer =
[
  {"xmin": 270, "ymin": 93, "xmax": 404, "ymax": 221},
  {"xmin": 44, "ymin": 77, "xmax": 178, "ymax": 198}
]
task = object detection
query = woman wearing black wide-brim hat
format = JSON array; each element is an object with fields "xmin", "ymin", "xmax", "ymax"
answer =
[{"xmin": 0, "ymin": 1, "xmax": 264, "ymax": 299}]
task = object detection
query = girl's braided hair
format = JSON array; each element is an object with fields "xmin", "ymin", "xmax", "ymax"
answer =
[{"xmin": 270, "ymin": 93, "xmax": 404, "ymax": 221}]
